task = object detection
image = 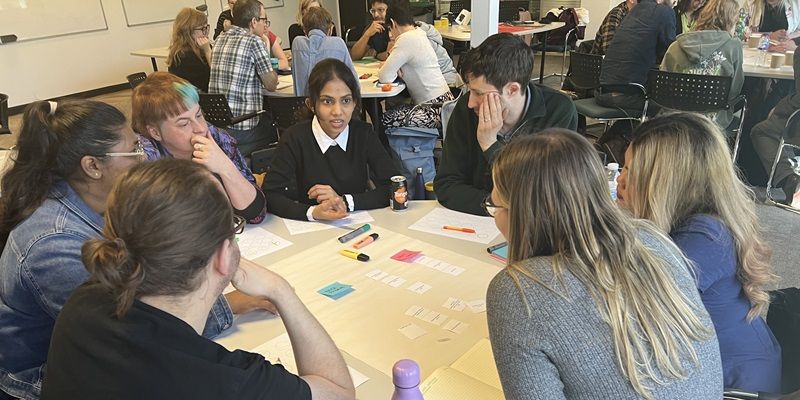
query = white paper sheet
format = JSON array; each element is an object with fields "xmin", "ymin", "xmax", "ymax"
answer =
[
  {"xmin": 281, "ymin": 211, "xmax": 374, "ymax": 235},
  {"xmin": 408, "ymin": 208, "xmax": 500, "ymax": 244},
  {"xmin": 398, "ymin": 323, "xmax": 428, "ymax": 340},
  {"xmin": 237, "ymin": 227, "xmax": 292, "ymax": 260},
  {"xmin": 251, "ymin": 333, "xmax": 370, "ymax": 388}
]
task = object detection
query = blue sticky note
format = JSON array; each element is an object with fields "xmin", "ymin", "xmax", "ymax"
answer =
[{"xmin": 318, "ymin": 282, "xmax": 354, "ymax": 300}]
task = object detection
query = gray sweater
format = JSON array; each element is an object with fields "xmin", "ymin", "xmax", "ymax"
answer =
[{"xmin": 486, "ymin": 228, "xmax": 723, "ymax": 399}]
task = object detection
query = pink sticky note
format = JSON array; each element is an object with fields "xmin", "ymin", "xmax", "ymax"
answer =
[{"xmin": 391, "ymin": 249, "xmax": 422, "ymax": 263}]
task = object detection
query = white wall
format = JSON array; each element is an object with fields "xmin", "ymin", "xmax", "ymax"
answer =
[
  {"xmin": 581, "ymin": 0, "xmax": 617, "ymax": 44},
  {"xmin": 0, "ymin": 0, "xmax": 341, "ymax": 108}
]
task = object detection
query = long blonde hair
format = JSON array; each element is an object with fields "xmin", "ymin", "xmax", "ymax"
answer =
[
  {"xmin": 167, "ymin": 8, "xmax": 208, "ymax": 68},
  {"xmin": 695, "ymin": 0, "xmax": 739, "ymax": 31},
  {"xmin": 492, "ymin": 129, "xmax": 713, "ymax": 399},
  {"xmin": 296, "ymin": 0, "xmax": 320, "ymax": 25},
  {"xmin": 625, "ymin": 112, "xmax": 775, "ymax": 320}
]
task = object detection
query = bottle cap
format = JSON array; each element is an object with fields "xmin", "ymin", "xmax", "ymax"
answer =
[
  {"xmin": 392, "ymin": 359, "xmax": 421, "ymax": 388},
  {"xmin": 416, "ymin": 167, "xmax": 423, "ymax": 173},
  {"xmin": 607, "ymin": 162, "xmax": 619, "ymax": 169}
]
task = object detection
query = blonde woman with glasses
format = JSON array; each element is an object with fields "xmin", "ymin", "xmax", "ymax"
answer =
[
  {"xmin": 616, "ymin": 112, "xmax": 781, "ymax": 392},
  {"xmin": 168, "ymin": 8, "xmax": 213, "ymax": 92},
  {"xmin": 485, "ymin": 128, "xmax": 722, "ymax": 399}
]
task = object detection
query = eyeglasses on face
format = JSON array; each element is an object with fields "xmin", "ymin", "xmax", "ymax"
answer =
[
  {"xmin": 194, "ymin": 24, "xmax": 210, "ymax": 34},
  {"xmin": 369, "ymin": 7, "xmax": 387, "ymax": 14},
  {"xmin": 257, "ymin": 17, "xmax": 271, "ymax": 27},
  {"xmin": 481, "ymin": 195, "xmax": 506, "ymax": 217},
  {"xmin": 233, "ymin": 215, "xmax": 246, "ymax": 235},
  {"xmin": 106, "ymin": 141, "xmax": 145, "ymax": 158}
]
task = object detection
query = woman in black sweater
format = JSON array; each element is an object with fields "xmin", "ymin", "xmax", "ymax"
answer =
[
  {"xmin": 263, "ymin": 59, "xmax": 400, "ymax": 221},
  {"xmin": 167, "ymin": 8, "xmax": 211, "ymax": 92}
]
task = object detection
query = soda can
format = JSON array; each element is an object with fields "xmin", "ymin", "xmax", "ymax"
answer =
[{"xmin": 390, "ymin": 175, "xmax": 408, "ymax": 211}]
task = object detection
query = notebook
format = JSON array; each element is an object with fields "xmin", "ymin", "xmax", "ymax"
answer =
[{"xmin": 420, "ymin": 338, "xmax": 503, "ymax": 400}]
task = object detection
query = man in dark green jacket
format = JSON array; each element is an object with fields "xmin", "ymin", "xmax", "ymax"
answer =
[{"xmin": 434, "ymin": 33, "xmax": 578, "ymax": 215}]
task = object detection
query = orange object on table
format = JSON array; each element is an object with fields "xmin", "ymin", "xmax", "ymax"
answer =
[{"xmin": 381, "ymin": 83, "xmax": 393, "ymax": 92}]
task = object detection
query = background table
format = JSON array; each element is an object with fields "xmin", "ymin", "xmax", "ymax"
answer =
[
  {"xmin": 130, "ymin": 46, "xmax": 168, "ymax": 71},
  {"xmin": 742, "ymin": 47, "xmax": 795, "ymax": 80},
  {"xmin": 215, "ymin": 201, "xmax": 504, "ymax": 398},
  {"xmin": 436, "ymin": 22, "xmax": 566, "ymax": 82}
]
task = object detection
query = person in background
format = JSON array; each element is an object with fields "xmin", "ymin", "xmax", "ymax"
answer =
[
  {"xmin": 434, "ymin": 33, "xmax": 577, "ymax": 216},
  {"xmin": 617, "ymin": 112, "xmax": 781, "ymax": 392},
  {"xmin": 262, "ymin": 12, "xmax": 291, "ymax": 71},
  {"xmin": 0, "ymin": 100, "xmax": 144, "ymax": 399},
  {"xmin": 291, "ymin": 6, "xmax": 356, "ymax": 96},
  {"xmin": 263, "ymin": 59, "xmax": 400, "ymax": 221},
  {"xmin": 590, "ymin": 0, "xmax": 638, "ymax": 56},
  {"xmin": 213, "ymin": 0, "xmax": 236, "ymax": 40},
  {"xmin": 168, "ymin": 8, "xmax": 212, "ymax": 92},
  {"xmin": 674, "ymin": 0, "xmax": 706, "ymax": 35},
  {"xmin": 747, "ymin": 0, "xmax": 800, "ymax": 51},
  {"xmin": 288, "ymin": 0, "xmax": 338, "ymax": 45},
  {"xmin": 210, "ymin": 0, "xmax": 278, "ymax": 157},
  {"xmin": 751, "ymin": 49, "xmax": 800, "ymax": 207},
  {"xmin": 661, "ymin": 0, "xmax": 743, "ymax": 129},
  {"xmin": 40, "ymin": 159, "xmax": 356, "ymax": 400},
  {"xmin": 350, "ymin": 0, "xmax": 392, "ymax": 61},
  {"xmin": 132, "ymin": 72, "xmax": 267, "ymax": 225},
  {"xmin": 485, "ymin": 128, "xmax": 722, "ymax": 399},
  {"xmin": 378, "ymin": 5, "xmax": 454, "ymax": 133},
  {"xmin": 414, "ymin": 20, "xmax": 464, "ymax": 89}
]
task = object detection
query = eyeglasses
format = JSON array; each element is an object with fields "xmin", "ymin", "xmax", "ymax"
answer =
[
  {"xmin": 482, "ymin": 195, "xmax": 506, "ymax": 217},
  {"xmin": 194, "ymin": 24, "xmax": 210, "ymax": 34},
  {"xmin": 258, "ymin": 17, "xmax": 271, "ymax": 27},
  {"xmin": 233, "ymin": 215, "xmax": 246, "ymax": 235},
  {"xmin": 369, "ymin": 7, "xmax": 387, "ymax": 14},
  {"xmin": 106, "ymin": 141, "xmax": 145, "ymax": 158}
]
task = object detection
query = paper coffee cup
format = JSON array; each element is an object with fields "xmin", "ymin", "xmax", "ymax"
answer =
[
  {"xmin": 770, "ymin": 53, "xmax": 785, "ymax": 68},
  {"xmin": 786, "ymin": 51, "xmax": 795, "ymax": 66},
  {"xmin": 748, "ymin": 35, "xmax": 760, "ymax": 48}
]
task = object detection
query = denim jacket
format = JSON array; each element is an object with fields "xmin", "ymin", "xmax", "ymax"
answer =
[{"xmin": 0, "ymin": 180, "xmax": 234, "ymax": 399}]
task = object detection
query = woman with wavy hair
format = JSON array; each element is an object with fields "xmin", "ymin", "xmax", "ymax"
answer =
[
  {"xmin": 617, "ymin": 112, "xmax": 781, "ymax": 392},
  {"xmin": 486, "ymin": 128, "xmax": 722, "ymax": 399},
  {"xmin": 168, "ymin": 7, "xmax": 213, "ymax": 92}
]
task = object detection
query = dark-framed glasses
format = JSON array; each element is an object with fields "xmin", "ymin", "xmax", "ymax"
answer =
[
  {"xmin": 258, "ymin": 17, "xmax": 271, "ymax": 27},
  {"xmin": 482, "ymin": 195, "xmax": 506, "ymax": 217},
  {"xmin": 106, "ymin": 141, "xmax": 145, "ymax": 158},
  {"xmin": 233, "ymin": 215, "xmax": 246, "ymax": 235},
  {"xmin": 194, "ymin": 24, "xmax": 210, "ymax": 34}
]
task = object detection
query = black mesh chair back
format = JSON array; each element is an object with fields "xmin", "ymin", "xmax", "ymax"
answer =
[
  {"xmin": 266, "ymin": 96, "xmax": 308, "ymax": 135},
  {"xmin": 199, "ymin": 93, "xmax": 236, "ymax": 128},
  {"xmin": 0, "ymin": 93, "xmax": 10, "ymax": 135},
  {"xmin": 646, "ymin": 70, "xmax": 731, "ymax": 112},
  {"xmin": 568, "ymin": 51, "xmax": 603, "ymax": 90},
  {"xmin": 126, "ymin": 72, "xmax": 147, "ymax": 90},
  {"xmin": 449, "ymin": 0, "xmax": 470, "ymax": 13}
]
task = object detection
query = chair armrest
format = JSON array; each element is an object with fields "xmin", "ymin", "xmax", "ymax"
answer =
[
  {"xmin": 230, "ymin": 110, "xmax": 267, "ymax": 125},
  {"xmin": 729, "ymin": 95, "xmax": 747, "ymax": 113}
]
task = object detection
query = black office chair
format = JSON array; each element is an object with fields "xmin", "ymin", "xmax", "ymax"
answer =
[
  {"xmin": 250, "ymin": 146, "xmax": 277, "ymax": 175},
  {"xmin": 569, "ymin": 52, "xmax": 648, "ymax": 138},
  {"xmin": 0, "ymin": 93, "xmax": 10, "ymax": 135},
  {"xmin": 265, "ymin": 96, "xmax": 308, "ymax": 136},
  {"xmin": 199, "ymin": 93, "xmax": 265, "ymax": 129},
  {"xmin": 646, "ymin": 70, "xmax": 747, "ymax": 161},
  {"xmin": 765, "ymin": 109, "xmax": 800, "ymax": 213},
  {"xmin": 126, "ymin": 72, "xmax": 148, "ymax": 89}
]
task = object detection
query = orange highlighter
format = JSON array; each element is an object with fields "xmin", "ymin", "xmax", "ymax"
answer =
[
  {"xmin": 353, "ymin": 233, "xmax": 379, "ymax": 249},
  {"xmin": 443, "ymin": 225, "xmax": 476, "ymax": 233}
]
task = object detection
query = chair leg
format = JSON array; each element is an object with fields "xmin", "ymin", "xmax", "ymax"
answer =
[
  {"xmin": 732, "ymin": 104, "xmax": 747, "ymax": 162},
  {"xmin": 765, "ymin": 138, "xmax": 785, "ymax": 205}
]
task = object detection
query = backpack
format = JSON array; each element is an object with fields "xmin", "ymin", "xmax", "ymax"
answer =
[{"xmin": 386, "ymin": 126, "xmax": 438, "ymax": 200}]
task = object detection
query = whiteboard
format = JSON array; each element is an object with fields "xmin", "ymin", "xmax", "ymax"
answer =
[
  {"xmin": 122, "ymin": 0, "xmax": 208, "ymax": 27},
  {"xmin": 0, "ymin": 0, "xmax": 108, "ymax": 42}
]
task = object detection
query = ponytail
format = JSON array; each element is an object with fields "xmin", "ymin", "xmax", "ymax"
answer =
[
  {"xmin": 82, "ymin": 237, "xmax": 145, "ymax": 318},
  {"xmin": 0, "ymin": 100, "xmax": 126, "ymax": 249}
]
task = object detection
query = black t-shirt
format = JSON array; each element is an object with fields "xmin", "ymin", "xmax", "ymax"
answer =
[
  {"xmin": 41, "ymin": 283, "xmax": 311, "ymax": 400},
  {"xmin": 214, "ymin": 9, "xmax": 233, "ymax": 40},
  {"xmin": 759, "ymin": 3, "xmax": 788, "ymax": 33},
  {"xmin": 367, "ymin": 28, "xmax": 390, "ymax": 54},
  {"xmin": 169, "ymin": 50, "xmax": 210, "ymax": 92}
]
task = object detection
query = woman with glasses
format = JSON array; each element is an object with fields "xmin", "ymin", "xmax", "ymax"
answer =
[
  {"xmin": 260, "ymin": 13, "xmax": 291, "ymax": 71},
  {"xmin": 0, "ymin": 100, "xmax": 145, "ymax": 399},
  {"xmin": 616, "ymin": 112, "xmax": 780, "ymax": 392},
  {"xmin": 132, "ymin": 72, "xmax": 267, "ymax": 225},
  {"xmin": 168, "ymin": 7, "xmax": 213, "ymax": 92},
  {"xmin": 484, "ymin": 128, "xmax": 723, "ymax": 399},
  {"xmin": 41, "ymin": 160, "xmax": 356, "ymax": 400}
]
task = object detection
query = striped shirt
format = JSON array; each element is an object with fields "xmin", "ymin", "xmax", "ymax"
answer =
[{"xmin": 210, "ymin": 26, "xmax": 272, "ymax": 130}]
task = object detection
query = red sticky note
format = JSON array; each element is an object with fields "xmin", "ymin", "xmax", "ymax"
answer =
[{"xmin": 391, "ymin": 249, "xmax": 422, "ymax": 263}]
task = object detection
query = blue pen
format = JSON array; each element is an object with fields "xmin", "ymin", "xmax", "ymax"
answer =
[{"xmin": 338, "ymin": 224, "xmax": 371, "ymax": 243}]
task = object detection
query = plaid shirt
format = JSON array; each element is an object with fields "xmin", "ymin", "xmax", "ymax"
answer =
[
  {"xmin": 139, "ymin": 124, "xmax": 267, "ymax": 224},
  {"xmin": 591, "ymin": 2, "xmax": 629, "ymax": 56},
  {"xmin": 210, "ymin": 25, "xmax": 272, "ymax": 131}
]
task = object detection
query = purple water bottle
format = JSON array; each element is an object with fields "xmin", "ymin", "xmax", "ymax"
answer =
[{"xmin": 391, "ymin": 359, "xmax": 424, "ymax": 400}]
